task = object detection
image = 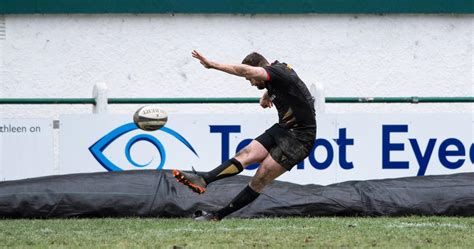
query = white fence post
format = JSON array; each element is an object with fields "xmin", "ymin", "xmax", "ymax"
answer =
[
  {"xmin": 93, "ymin": 82, "xmax": 108, "ymax": 114},
  {"xmin": 310, "ymin": 82, "xmax": 325, "ymax": 114}
]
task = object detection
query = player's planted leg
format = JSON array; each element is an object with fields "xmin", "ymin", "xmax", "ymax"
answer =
[
  {"xmin": 195, "ymin": 155, "xmax": 287, "ymax": 221},
  {"xmin": 194, "ymin": 185, "xmax": 260, "ymax": 221}
]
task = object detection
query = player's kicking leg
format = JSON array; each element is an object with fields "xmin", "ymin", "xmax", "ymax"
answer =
[{"xmin": 172, "ymin": 140, "xmax": 268, "ymax": 194}]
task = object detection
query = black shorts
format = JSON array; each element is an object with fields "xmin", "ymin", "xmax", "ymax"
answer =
[{"xmin": 255, "ymin": 124, "xmax": 316, "ymax": 171}]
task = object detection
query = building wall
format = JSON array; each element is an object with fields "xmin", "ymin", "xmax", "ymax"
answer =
[{"xmin": 0, "ymin": 14, "xmax": 472, "ymax": 118}]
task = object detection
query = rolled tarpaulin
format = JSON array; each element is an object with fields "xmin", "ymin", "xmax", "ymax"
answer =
[{"xmin": 0, "ymin": 170, "xmax": 472, "ymax": 218}]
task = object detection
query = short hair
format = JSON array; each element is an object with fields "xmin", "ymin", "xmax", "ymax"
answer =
[{"xmin": 241, "ymin": 52, "xmax": 269, "ymax": 67}]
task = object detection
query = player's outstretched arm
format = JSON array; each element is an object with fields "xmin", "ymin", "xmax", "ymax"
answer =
[{"xmin": 192, "ymin": 50, "xmax": 267, "ymax": 81}]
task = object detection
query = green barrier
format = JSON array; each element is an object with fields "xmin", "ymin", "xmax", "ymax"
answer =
[
  {"xmin": 0, "ymin": 97, "xmax": 472, "ymax": 105},
  {"xmin": 0, "ymin": 98, "xmax": 95, "ymax": 104},
  {"xmin": 0, "ymin": 0, "xmax": 472, "ymax": 14},
  {"xmin": 324, "ymin": 97, "xmax": 474, "ymax": 103}
]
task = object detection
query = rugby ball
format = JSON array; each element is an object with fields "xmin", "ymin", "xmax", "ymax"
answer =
[{"xmin": 133, "ymin": 105, "xmax": 168, "ymax": 131}]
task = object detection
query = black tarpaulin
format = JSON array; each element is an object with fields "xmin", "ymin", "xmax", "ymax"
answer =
[{"xmin": 0, "ymin": 170, "xmax": 472, "ymax": 218}]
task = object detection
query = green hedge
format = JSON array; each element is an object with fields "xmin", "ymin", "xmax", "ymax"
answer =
[{"xmin": 1, "ymin": 0, "xmax": 473, "ymax": 14}]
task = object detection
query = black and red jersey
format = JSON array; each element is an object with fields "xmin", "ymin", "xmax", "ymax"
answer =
[{"xmin": 264, "ymin": 61, "xmax": 316, "ymax": 132}]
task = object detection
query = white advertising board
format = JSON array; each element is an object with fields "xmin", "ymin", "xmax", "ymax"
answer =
[
  {"xmin": 0, "ymin": 119, "xmax": 54, "ymax": 181},
  {"xmin": 60, "ymin": 113, "xmax": 473, "ymax": 185}
]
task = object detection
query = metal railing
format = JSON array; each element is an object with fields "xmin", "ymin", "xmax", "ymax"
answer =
[
  {"xmin": 1, "ymin": 83, "xmax": 472, "ymax": 114},
  {"xmin": 0, "ymin": 96, "xmax": 473, "ymax": 105}
]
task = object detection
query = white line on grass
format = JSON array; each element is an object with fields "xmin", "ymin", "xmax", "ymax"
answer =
[
  {"xmin": 160, "ymin": 225, "xmax": 315, "ymax": 233},
  {"xmin": 387, "ymin": 222, "xmax": 467, "ymax": 229}
]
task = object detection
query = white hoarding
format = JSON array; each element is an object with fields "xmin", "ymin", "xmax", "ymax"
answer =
[
  {"xmin": 60, "ymin": 113, "xmax": 473, "ymax": 185},
  {"xmin": 0, "ymin": 119, "xmax": 54, "ymax": 181}
]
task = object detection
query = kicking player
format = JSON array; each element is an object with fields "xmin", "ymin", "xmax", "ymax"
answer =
[{"xmin": 172, "ymin": 50, "xmax": 316, "ymax": 221}]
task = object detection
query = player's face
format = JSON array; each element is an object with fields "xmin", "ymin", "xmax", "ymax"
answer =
[{"xmin": 249, "ymin": 78, "xmax": 265, "ymax": 90}]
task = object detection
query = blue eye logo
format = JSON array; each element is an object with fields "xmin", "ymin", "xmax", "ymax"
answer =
[{"xmin": 89, "ymin": 123, "xmax": 198, "ymax": 171}]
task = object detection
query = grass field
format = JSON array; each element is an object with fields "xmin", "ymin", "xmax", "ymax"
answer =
[{"xmin": 0, "ymin": 216, "xmax": 472, "ymax": 248}]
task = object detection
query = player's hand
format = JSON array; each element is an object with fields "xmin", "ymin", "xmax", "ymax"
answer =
[
  {"xmin": 260, "ymin": 95, "xmax": 273, "ymax": 108},
  {"xmin": 192, "ymin": 50, "xmax": 214, "ymax": 69}
]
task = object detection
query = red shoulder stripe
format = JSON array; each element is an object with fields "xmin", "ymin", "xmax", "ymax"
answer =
[{"xmin": 264, "ymin": 68, "xmax": 270, "ymax": 81}]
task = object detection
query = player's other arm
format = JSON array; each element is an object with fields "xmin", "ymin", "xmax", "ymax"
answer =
[
  {"xmin": 192, "ymin": 50, "xmax": 268, "ymax": 81},
  {"xmin": 259, "ymin": 90, "xmax": 273, "ymax": 108}
]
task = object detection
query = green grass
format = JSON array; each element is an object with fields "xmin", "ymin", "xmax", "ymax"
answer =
[{"xmin": 0, "ymin": 217, "xmax": 473, "ymax": 248}]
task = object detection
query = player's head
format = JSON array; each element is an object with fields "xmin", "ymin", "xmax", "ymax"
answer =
[
  {"xmin": 242, "ymin": 52, "xmax": 269, "ymax": 90},
  {"xmin": 242, "ymin": 52, "xmax": 269, "ymax": 67}
]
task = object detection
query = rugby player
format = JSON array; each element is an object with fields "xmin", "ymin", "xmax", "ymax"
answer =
[{"xmin": 173, "ymin": 50, "xmax": 316, "ymax": 221}]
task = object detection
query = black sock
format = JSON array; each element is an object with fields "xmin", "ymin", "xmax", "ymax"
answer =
[
  {"xmin": 216, "ymin": 185, "xmax": 260, "ymax": 219},
  {"xmin": 201, "ymin": 158, "xmax": 243, "ymax": 185}
]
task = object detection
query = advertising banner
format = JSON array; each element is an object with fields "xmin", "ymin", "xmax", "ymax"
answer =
[
  {"xmin": 59, "ymin": 113, "xmax": 473, "ymax": 185},
  {"xmin": 0, "ymin": 118, "xmax": 54, "ymax": 181}
]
